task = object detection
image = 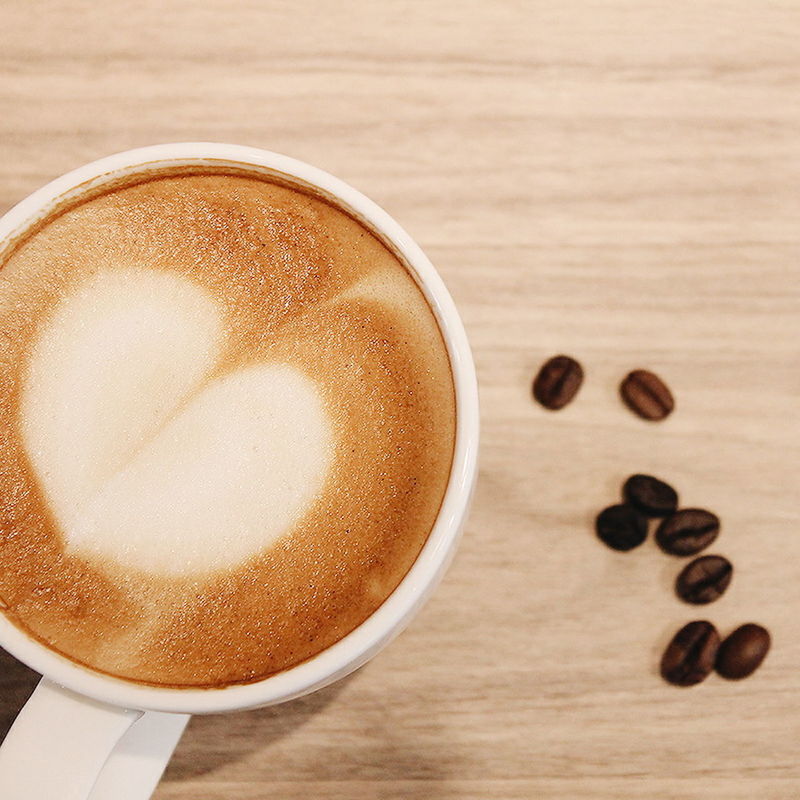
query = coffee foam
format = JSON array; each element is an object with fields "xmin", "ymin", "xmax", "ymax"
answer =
[{"xmin": 0, "ymin": 170, "xmax": 455, "ymax": 686}]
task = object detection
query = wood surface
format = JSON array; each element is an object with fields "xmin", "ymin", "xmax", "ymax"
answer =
[{"xmin": 1, "ymin": 1, "xmax": 800, "ymax": 798}]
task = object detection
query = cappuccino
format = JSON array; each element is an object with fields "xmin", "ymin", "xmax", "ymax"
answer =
[{"xmin": 0, "ymin": 168, "xmax": 455, "ymax": 687}]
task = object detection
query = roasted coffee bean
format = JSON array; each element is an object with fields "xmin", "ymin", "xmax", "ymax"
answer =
[
  {"xmin": 656, "ymin": 509, "xmax": 720, "ymax": 556},
  {"xmin": 595, "ymin": 504, "xmax": 648, "ymax": 551},
  {"xmin": 623, "ymin": 474, "xmax": 678, "ymax": 518},
  {"xmin": 532, "ymin": 355, "xmax": 584, "ymax": 410},
  {"xmin": 660, "ymin": 620, "xmax": 720, "ymax": 687},
  {"xmin": 675, "ymin": 555, "xmax": 733, "ymax": 604},
  {"xmin": 716, "ymin": 623, "xmax": 771, "ymax": 680},
  {"xmin": 619, "ymin": 369, "xmax": 674, "ymax": 421}
]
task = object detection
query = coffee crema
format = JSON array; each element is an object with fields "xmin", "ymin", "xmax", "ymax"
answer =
[{"xmin": 0, "ymin": 168, "xmax": 455, "ymax": 687}]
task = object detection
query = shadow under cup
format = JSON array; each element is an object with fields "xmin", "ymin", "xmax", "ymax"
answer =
[{"xmin": 0, "ymin": 143, "xmax": 480, "ymax": 715}]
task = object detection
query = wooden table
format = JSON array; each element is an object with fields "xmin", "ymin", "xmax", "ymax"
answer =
[{"xmin": 2, "ymin": 2, "xmax": 799, "ymax": 797}]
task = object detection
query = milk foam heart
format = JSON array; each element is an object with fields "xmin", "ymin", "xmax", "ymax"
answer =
[{"xmin": 21, "ymin": 268, "xmax": 333, "ymax": 576}]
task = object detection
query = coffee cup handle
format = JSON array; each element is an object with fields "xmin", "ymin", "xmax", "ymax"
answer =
[{"xmin": 0, "ymin": 678, "xmax": 190, "ymax": 800}]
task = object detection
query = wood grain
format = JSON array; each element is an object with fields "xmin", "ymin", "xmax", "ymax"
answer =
[{"xmin": 1, "ymin": 1, "xmax": 800, "ymax": 797}]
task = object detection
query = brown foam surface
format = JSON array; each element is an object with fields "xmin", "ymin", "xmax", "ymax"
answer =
[{"xmin": 0, "ymin": 170, "xmax": 455, "ymax": 687}]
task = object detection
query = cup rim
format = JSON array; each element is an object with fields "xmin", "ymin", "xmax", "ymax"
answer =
[{"xmin": 0, "ymin": 143, "xmax": 479, "ymax": 713}]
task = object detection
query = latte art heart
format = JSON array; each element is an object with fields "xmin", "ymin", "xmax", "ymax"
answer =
[{"xmin": 21, "ymin": 269, "xmax": 333, "ymax": 576}]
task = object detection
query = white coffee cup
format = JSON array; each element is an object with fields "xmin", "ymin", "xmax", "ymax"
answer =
[{"xmin": 0, "ymin": 143, "xmax": 479, "ymax": 800}]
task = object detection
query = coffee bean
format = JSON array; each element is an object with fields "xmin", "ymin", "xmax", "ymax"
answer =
[
  {"xmin": 620, "ymin": 369, "xmax": 674, "ymax": 421},
  {"xmin": 532, "ymin": 355, "xmax": 584, "ymax": 410},
  {"xmin": 623, "ymin": 474, "xmax": 678, "ymax": 518},
  {"xmin": 716, "ymin": 623, "xmax": 771, "ymax": 680},
  {"xmin": 675, "ymin": 555, "xmax": 733, "ymax": 604},
  {"xmin": 595, "ymin": 504, "xmax": 647, "ymax": 551},
  {"xmin": 656, "ymin": 509, "xmax": 720, "ymax": 556},
  {"xmin": 660, "ymin": 620, "xmax": 720, "ymax": 687}
]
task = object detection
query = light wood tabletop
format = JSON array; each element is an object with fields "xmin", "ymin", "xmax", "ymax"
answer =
[{"xmin": 1, "ymin": 2, "xmax": 800, "ymax": 798}]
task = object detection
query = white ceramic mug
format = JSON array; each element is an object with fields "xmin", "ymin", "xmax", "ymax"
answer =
[{"xmin": 0, "ymin": 143, "xmax": 479, "ymax": 800}]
